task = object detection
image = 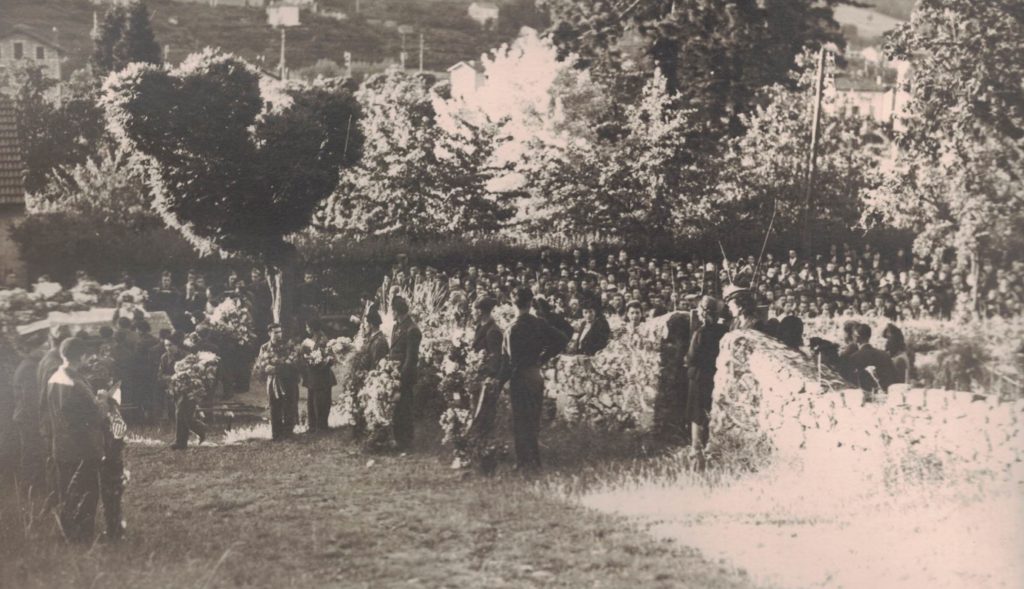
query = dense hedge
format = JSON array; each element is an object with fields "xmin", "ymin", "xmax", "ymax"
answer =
[{"xmin": 9, "ymin": 213, "xmax": 207, "ymax": 286}]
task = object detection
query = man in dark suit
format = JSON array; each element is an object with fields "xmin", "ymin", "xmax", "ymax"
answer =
[
  {"xmin": 533, "ymin": 297, "xmax": 574, "ymax": 341},
  {"xmin": 686, "ymin": 296, "xmax": 728, "ymax": 469},
  {"xmin": 849, "ymin": 323, "xmax": 898, "ymax": 394},
  {"xmin": 44, "ymin": 337, "xmax": 106, "ymax": 543},
  {"xmin": 467, "ymin": 297, "xmax": 503, "ymax": 465},
  {"xmin": 499, "ymin": 288, "xmax": 569, "ymax": 473},
  {"xmin": 301, "ymin": 319, "xmax": 337, "ymax": 432},
  {"xmin": 254, "ymin": 323, "xmax": 300, "ymax": 441},
  {"xmin": 147, "ymin": 271, "xmax": 188, "ymax": 332},
  {"xmin": 572, "ymin": 297, "xmax": 610, "ymax": 356},
  {"xmin": 389, "ymin": 296, "xmax": 422, "ymax": 451}
]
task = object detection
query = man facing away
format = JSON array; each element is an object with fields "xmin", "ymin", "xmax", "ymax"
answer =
[
  {"xmin": 388, "ymin": 296, "xmax": 422, "ymax": 451},
  {"xmin": 44, "ymin": 337, "xmax": 106, "ymax": 543},
  {"xmin": 849, "ymin": 323, "xmax": 898, "ymax": 395},
  {"xmin": 498, "ymin": 288, "xmax": 569, "ymax": 473}
]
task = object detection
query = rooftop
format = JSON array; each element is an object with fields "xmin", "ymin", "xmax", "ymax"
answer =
[{"xmin": 0, "ymin": 95, "xmax": 26, "ymax": 206}]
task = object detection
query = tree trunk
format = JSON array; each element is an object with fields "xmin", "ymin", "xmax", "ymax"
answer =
[{"xmin": 264, "ymin": 244, "xmax": 299, "ymax": 335}]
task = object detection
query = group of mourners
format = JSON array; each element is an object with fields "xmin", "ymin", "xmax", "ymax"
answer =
[
  {"xmin": 393, "ymin": 242, "xmax": 1022, "ymax": 326},
  {"xmin": 0, "ymin": 241, "xmax": 968, "ymax": 542}
]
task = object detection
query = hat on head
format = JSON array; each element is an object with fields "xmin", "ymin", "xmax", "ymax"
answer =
[{"xmin": 722, "ymin": 284, "xmax": 749, "ymax": 302}]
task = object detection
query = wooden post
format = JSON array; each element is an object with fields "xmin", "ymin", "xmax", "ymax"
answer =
[
  {"xmin": 418, "ymin": 32, "xmax": 424, "ymax": 72},
  {"xmin": 802, "ymin": 46, "xmax": 828, "ymax": 257},
  {"xmin": 279, "ymin": 28, "xmax": 287, "ymax": 79}
]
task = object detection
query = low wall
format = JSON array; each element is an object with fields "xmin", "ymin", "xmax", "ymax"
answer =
[{"xmin": 711, "ymin": 330, "xmax": 1024, "ymax": 479}]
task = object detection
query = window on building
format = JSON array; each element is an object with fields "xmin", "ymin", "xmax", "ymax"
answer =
[
  {"xmin": 36, "ymin": 46, "xmax": 45, "ymax": 60},
  {"xmin": 14, "ymin": 43, "xmax": 23, "ymax": 59}
]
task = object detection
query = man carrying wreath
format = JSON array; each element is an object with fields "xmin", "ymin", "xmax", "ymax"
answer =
[{"xmin": 254, "ymin": 323, "xmax": 301, "ymax": 441}]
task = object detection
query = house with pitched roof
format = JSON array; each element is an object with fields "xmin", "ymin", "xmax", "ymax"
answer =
[{"xmin": 0, "ymin": 25, "xmax": 63, "ymax": 87}]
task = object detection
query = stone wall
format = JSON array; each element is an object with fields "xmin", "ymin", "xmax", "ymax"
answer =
[
  {"xmin": 711, "ymin": 330, "xmax": 1024, "ymax": 479},
  {"xmin": 544, "ymin": 350, "xmax": 661, "ymax": 429}
]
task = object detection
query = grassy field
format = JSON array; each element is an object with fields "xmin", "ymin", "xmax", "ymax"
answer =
[{"xmin": 0, "ymin": 421, "xmax": 762, "ymax": 589}]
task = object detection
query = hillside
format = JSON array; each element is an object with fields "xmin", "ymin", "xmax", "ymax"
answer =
[
  {"xmin": 1, "ymin": 0, "xmax": 544, "ymax": 78},
  {"xmin": 867, "ymin": 0, "xmax": 916, "ymax": 21}
]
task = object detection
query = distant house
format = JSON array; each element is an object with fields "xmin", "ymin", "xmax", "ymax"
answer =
[
  {"xmin": 467, "ymin": 2, "xmax": 499, "ymax": 28},
  {"xmin": 447, "ymin": 60, "xmax": 485, "ymax": 100},
  {"xmin": 0, "ymin": 25, "xmax": 64, "ymax": 95},
  {"xmin": 828, "ymin": 77, "xmax": 908, "ymax": 127},
  {"xmin": 267, "ymin": 4, "xmax": 301, "ymax": 27},
  {"xmin": 0, "ymin": 95, "xmax": 26, "ymax": 284}
]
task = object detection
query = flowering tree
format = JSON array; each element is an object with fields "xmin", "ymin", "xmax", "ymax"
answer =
[
  {"xmin": 103, "ymin": 50, "xmax": 362, "ymax": 330},
  {"xmin": 862, "ymin": 0, "xmax": 1024, "ymax": 299},
  {"xmin": 521, "ymin": 71, "xmax": 701, "ymax": 241},
  {"xmin": 318, "ymin": 69, "xmax": 513, "ymax": 238}
]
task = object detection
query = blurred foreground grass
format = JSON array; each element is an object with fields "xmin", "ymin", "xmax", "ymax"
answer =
[{"xmin": 0, "ymin": 424, "xmax": 760, "ymax": 589}]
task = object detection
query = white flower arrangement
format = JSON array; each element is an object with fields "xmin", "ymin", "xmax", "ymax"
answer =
[
  {"xmin": 207, "ymin": 297, "xmax": 257, "ymax": 348},
  {"xmin": 359, "ymin": 359, "xmax": 402, "ymax": 436},
  {"xmin": 171, "ymin": 351, "xmax": 220, "ymax": 402}
]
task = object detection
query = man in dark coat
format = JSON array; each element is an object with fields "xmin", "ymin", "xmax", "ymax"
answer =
[
  {"xmin": 723, "ymin": 286, "xmax": 769, "ymax": 334},
  {"xmin": 466, "ymin": 297, "xmax": 503, "ymax": 465},
  {"xmin": 686, "ymin": 296, "xmax": 728, "ymax": 468},
  {"xmin": 533, "ymin": 297, "xmax": 574, "ymax": 341},
  {"xmin": 360, "ymin": 306, "xmax": 390, "ymax": 372},
  {"xmin": 254, "ymin": 323, "xmax": 300, "ymax": 440},
  {"xmin": 147, "ymin": 271, "xmax": 188, "ymax": 332},
  {"xmin": 498, "ymin": 288, "xmax": 569, "ymax": 473},
  {"xmin": 572, "ymin": 297, "xmax": 610, "ymax": 356},
  {"xmin": 301, "ymin": 319, "xmax": 337, "ymax": 432},
  {"xmin": 11, "ymin": 336, "xmax": 45, "ymax": 497},
  {"xmin": 849, "ymin": 323, "xmax": 898, "ymax": 394},
  {"xmin": 653, "ymin": 313, "xmax": 690, "ymax": 445},
  {"xmin": 44, "ymin": 337, "xmax": 106, "ymax": 543},
  {"xmin": 388, "ymin": 296, "xmax": 422, "ymax": 451}
]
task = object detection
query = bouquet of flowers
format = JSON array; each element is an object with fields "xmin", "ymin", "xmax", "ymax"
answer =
[
  {"xmin": 171, "ymin": 351, "xmax": 220, "ymax": 402},
  {"xmin": 207, "ymin": 298, "xmax": 257, "ymax": 348},
  {"xmin": 440, "ymin": 407, "xmax": 471, "ymax": 446},
  {"xmin": 359, "ymin": 360, "xmax": 402, "ymax": 450},
  {"xmin": 300, "ymin": 338, "xmax": 333, "ymax": 369},
  {"xmin": 116, "ymin": 285, "xmax": 148, "ymax": 305},
  {"xmin": 327, "ymin": 336, "xmax": 356, "ymax": 363}
]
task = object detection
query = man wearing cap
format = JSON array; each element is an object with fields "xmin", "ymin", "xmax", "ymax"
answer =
[
  {"xmin": 499, "ymin": 287, "xmax": 569, "ymax": 472},
  {"xmin": 254, "ymin": 323, "xmax": 300, "ymax": 441},
  {"xmin": 44, "ymin": 337, "xmax": 106, "ymax": 543},
  {"xmin": 723, "ymin": 285, "xmax": 768, "ymax": 334},
  {"xmin": 389, "ymin": 296, "xmax": 422, "ymax": 451}
]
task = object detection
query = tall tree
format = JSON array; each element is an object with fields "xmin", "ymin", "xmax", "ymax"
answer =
[
  {"xmin": 862, "ymin": 0, "xmax": 1024, "ymax": 282},
  {"xmin": 521, "ymin": 70, "xmax": 701, "ymax": 241},
  {"xmin": 542, "ymin": 0, "xmax": 844, "ymax": 139},
  {"xmin": 716, "ymin": 57, "xmax": 883, "ymax": 246},
  {"xmin": 92, "ymin": 2, "xmax": 162, "ymax": 78},
  {"xmin": 103, "ymin": 50, "xmax": 362, "ymax": 330},
  {"xmin": 2, "ymin": 66, "xmax": 106, "ymax": 193}
]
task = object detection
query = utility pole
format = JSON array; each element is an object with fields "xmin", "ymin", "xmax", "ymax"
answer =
[
  {"xmin": 418, "ymin": 32, "xmax": 424, "ymax": 72},
  {"xmin": 279, "ymin": 27, "xmax": 287, "ymax": 79},
  {"xmin": 801, "ymin": 46, "xmax": 827, "ymax": 257}
]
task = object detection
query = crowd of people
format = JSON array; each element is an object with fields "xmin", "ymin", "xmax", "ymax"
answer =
[
  {"xmin": 1, "ymin": 240, "xmax": 1013, "ymax": 543},
  {"xmin": 391, "ymin": 242, "xmax": 1023, "ymax": 325}
]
